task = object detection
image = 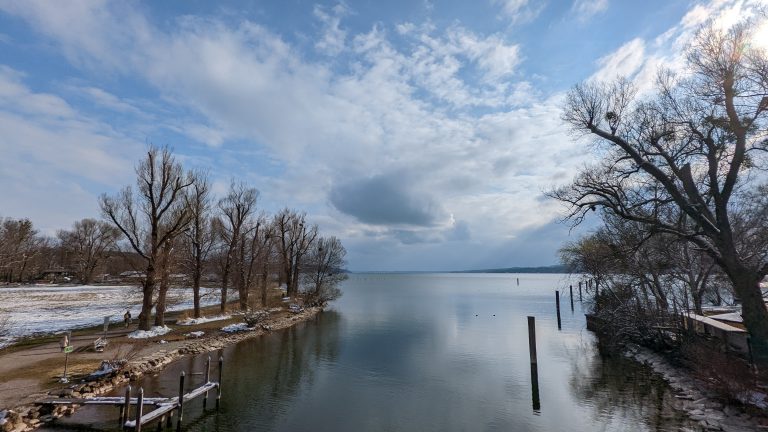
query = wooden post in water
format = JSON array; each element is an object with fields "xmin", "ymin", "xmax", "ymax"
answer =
[
  {"xmin": 203, "ymin": 356, "xmax": 211, "ymax": 409},
  {"xmin": 216, "ymin": 356, "xmax": 223, "ymax": 409},
  {"xmin": 569, "ymin": 285, "xmax": 574, "ymax": 311},
  {"xmin": 527, "ymin": 316, "xmax": 540, "ymax": 412},
  {"xmin": 135, "ymin": 388, "xmax": 144, "ymax": 432},
  {"xmin": 517, "ymin": 277, "xmax": 519, "ymax": 286},
  {"xmin": 527, "ymin": 316, "xmax": 537, "ymax": 365},
  {"xmin": 120, "ymin": 385, "xmax": 131, "ymax": 429},
  {"xmin": 176, "ymin": 371, "xmax": 185, "ymax": 431},
  {"xmin": 555, "ymin": 290, "xmax": 562, "ymax": 330}
]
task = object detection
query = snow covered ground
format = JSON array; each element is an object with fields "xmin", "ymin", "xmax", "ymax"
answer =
[
  {"xmin": 128, "ymin": 325, "xmax": 172, "ymax": 339},
  {"xmin": 176, "ymin": 314, "xmax": 231, "ymax": 326},
  {"xmin": 220, "ymin": 323, "xmax": 253, "ymax": 333},
  {"xmin": 0, "ymin": 284, "xmax": 225, "ymax": 348}
]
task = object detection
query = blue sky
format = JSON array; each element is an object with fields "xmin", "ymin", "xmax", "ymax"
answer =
[{"xmin": 0, "ymin": 0, "xmax": 764, "ymax": 271}]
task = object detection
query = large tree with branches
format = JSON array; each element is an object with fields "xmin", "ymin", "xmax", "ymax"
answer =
[
  {"xmin": 100, "ymin": 146, "xmax": 194, "ymax": 330},
  {"xmin": 552, "ymin": 19, "xmax": 768, "ymax": 359},
  {"xmin": 215, "ymin": 181, "xmax": 259, "ymax": 313}
]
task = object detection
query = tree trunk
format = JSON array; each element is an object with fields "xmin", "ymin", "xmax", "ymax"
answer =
[
  {"xmin": 291, "ymin": 260, "xmax": 301, "ymax": 298},
  {"xmin": 732, "ymin": 271, "xmax": 768, "ymax": 363},
  {"xmin": 283, "ymin": 263, "xmax": 292, "ymax": 298},
  {"xmin": 155, "ymin": 281, "xmax": 168, "ymax": 327},
  {"xmin": 138, "ymin": 267, "xmax": 155, "ymax": 331},
  {"xmin": 261, "ymin": 266, "xmax": 268, "ymax": 307},
  {"xmin": 238, "ymin": 272, "xmax": 248, "ymax": 311},
  {"xmin": 193, "ymin": 268, "xmax": 201, "ymax": 318},
  {"xmin": 220, "ymin": 277, "xmax": 228, "ymax": 314}
]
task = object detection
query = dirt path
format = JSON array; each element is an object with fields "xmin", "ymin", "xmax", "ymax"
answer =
[
  {"xmin": 0, "ymin": 301, "xmax": 288, "ymax": 410},
  {"xmin": 0, "ymin": 323, "xmax": 155, "ymax": 408}
]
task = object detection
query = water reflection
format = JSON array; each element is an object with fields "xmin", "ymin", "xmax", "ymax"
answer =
[
  {"xmin": 41, "ymin": 274, "xmax": 695, "ymax": 432},
  {"xmin": 567, "ymin": 345, "xmax": 689, "ymax": 431}
]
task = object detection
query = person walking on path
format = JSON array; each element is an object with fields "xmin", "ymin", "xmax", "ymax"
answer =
[{"xmin": 123, "ymin": 309, "xmax": 132, "ymax": 328}]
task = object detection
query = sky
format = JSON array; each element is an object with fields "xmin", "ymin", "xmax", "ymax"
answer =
[{"xmin": 0, "ymin": 0, "xmax": 765, "ymax": 271}]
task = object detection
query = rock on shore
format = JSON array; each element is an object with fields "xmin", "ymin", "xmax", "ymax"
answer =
[{"xmin": 625, "ymin": 344, "xmax": 766, "ymax": 431}]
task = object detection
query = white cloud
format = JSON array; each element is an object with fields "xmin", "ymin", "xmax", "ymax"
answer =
[
  {"xmin": 590, "ymin": 38, "xmax": 645, "ymax": 82},
  {"xmin": 0, "ymin": 65, "xmax": 140, "ymax": 232},
  {"xmin": 590, "ymin": 0, "xmax": 768, "ymax": 94},
  {"xmin": 8, "ymin": 0, "xmax": 761, "ymax": 268},
  {"xmin": 314, "ymin": 3, "xmax": 349, "ymax": 56},
  {"xmin": 0, "ymin": 0, "xmax": 588, "ymax": 266},
  {"xmin": 571, "ymin": 0, "xmax": 608, "ymax": 22},
  {"xmin": 78, "ymin": 86, "xmax": 144, "ymax": 115},
  {"xmin": 491, "ymin": 0, "xmax": 543, "ymax": 24}
]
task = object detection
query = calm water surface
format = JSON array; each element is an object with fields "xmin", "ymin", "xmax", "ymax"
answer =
[{"xmin": 46, "ymin": 274, "xmax": 695, "ymax": 431}]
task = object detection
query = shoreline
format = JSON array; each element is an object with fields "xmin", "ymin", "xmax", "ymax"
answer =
[
  {"xmin": 0, "ymin": 306, "xmax": 322, "ymax": 432},
  {"xmin": 624, "ymin": 344, "xmax": 767, "ymax": 431}
]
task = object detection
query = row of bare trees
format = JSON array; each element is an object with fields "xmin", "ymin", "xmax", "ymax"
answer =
[
  {"xmin": 551, "ymin": 17, "xmax": 768, "ymax": 361},
  {"xmin": 100, "ymin": 147, "xmax": 347, "ymax": 330},
  {"xmin": 0, "ymin": 216, "xmax": 121, "ymax": 285}
]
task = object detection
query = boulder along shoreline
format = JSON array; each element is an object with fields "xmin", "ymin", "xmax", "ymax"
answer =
[{"xmin": 624, "ymin": 344, "xmax": 767, "ymax": 431}]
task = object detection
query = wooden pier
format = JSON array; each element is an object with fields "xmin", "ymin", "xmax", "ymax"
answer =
[{"xmin": 37, "ymin": 356, "xmax": 222, "ymax": 431}]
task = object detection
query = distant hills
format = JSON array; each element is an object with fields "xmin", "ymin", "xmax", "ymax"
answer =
[{"xmin": 453, "ymin": 264, "xmax": 568, "ymax": 274}]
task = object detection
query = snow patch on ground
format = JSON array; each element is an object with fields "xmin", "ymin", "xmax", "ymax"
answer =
[
  {"xmin": 184, "ymin": 331, "xmax": 205, "ymax": 338},
  {"xmin": 0, "ymin": 284, "xmax": 231, "ymax": 346},
  {"xmin": 177, "ymin": 315, "xmax": 231, "ymax": 326},
  {"xmin": 128, "ymin": 326, "xmax": 172, "ymax": 339},
  {"xmin": 220, "ymin": 323, "xmax": 253, "ymax": 333}
]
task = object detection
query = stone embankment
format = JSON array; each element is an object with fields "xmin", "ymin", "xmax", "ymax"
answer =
[
  {"xmin": 625, "ymin": 344, "xmax": 766, "ymax": 432},
  {"xmin": 0, "ymin": 307, "xmax": 321, "ymax": 432}
]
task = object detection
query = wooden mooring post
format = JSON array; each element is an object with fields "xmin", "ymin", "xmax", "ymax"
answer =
[
  {"xmin": 569, "ymin": 285, "xmax": 574, "ymax": 312},
  {"xmin": 135, "ymin": 388, "xmax": 144, "ymax": 432},
  {"xmin": 555, "ymin": 290, "xmax": 562, "ymax": 330},
  {"xmin": 203, "ymin": 356, "xmax": 211, "ymax": 409},
  {"xmin": 527, "ymin": 316, "xmax": 540, "ymax": 412},
  {"xmin": 121, "ymin": 385, "xmax": 131, "ymax": 430},
  {"xmin": 527, "ymin": 316, "xmax": 537, "ymax": 365},
  {"xmin": 176, "ymin": 371, "xmax": 185, "ymax": 431},
  {"xmin": 217, "ymin": 356, "xmax": 223, "ymax": 409}
]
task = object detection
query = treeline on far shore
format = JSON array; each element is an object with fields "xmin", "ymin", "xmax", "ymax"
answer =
[
  {"xmin": 454, "ymin": 265, "xmax": 567, "ymax": 274},
  {"xmin": 1, "ymin": 146, "xmax": 348, "ymax": 331}
]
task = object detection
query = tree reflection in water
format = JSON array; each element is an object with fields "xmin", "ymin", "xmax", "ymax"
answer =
[{"xmin": 567, "ymin": 340, "xmax": 694, "ymax": 431}]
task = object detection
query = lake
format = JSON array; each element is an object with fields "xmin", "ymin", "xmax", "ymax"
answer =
[{"xmin": 45, "ymin": 273, "xmax": 695, "ymax": 431}]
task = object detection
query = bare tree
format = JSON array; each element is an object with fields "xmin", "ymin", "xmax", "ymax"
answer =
[
  {"xmin": 273, "ymin": 208, "xmax": 318, "ymax": 298},
  {"xmin": 154, "ymin": 236, "xmax": 182, "ymax": 326},
  {"xmin": 0, "ymin": 218, "xmax": 44, "ymax": 283},
  {"xmin": 215, "ymin": 181, "xmax": 259, "ymax": 313},
  {"xmin": 258, "ymin": 223, "xmax": 275, "ymax": 307},
  {"xmin": 57, "ymin": 218, "xmax": 120, "ymax": 284},
  {"xmin": 233, "ymin": 213, "xmax": 272, "ymax": 310},
  {"xmin": 181, "ymin": 171, "xmax": 215, "ymax": 318},
  {"xmin": 552, "ymin": 19, "xmax": 768, "ymax": 360},
  {"xmin": 100, "ymin": 146, "xmax": 194, "ymax": 330},
  {"xmin": 302, "ymin": 236, "xmax": 347, "ymax": 306}
]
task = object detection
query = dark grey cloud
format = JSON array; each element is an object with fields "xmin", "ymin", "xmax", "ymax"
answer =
[{"xmin": 330, "ymin": 174, "xmax": 446, "ymax": 226}]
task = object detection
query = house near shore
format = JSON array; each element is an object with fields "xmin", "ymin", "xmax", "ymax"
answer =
[
  {"xmin": 118, "ymin": 271, "xmax": 146, "ymax": 282},
  {"xmin": 37, "ymin": 268, "xmax": 74, "ymax": 283}
]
